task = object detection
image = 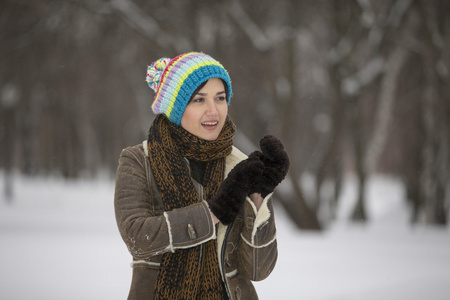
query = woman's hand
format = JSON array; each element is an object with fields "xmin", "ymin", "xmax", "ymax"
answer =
[
  {"xmin": 249, "ymin": 135, "xmax": 290, "ymax": 198},
  {"xmin": 210, "ymin": 210, "xmax": 220, "ymax": 225},
  {"xmin": 209, "ymin": 156, "xmax": 265, "ymax": 224},
  {"xmin": 249, "ymin": 193, "xmax": 264, "ymax": 211},
  {"xmin": 209, "ymin": 135, "xmax": 289, "ymax": 223},
  {"xmin": 210, "ymin": 193, "xmax": 262, "ymax": 224}
]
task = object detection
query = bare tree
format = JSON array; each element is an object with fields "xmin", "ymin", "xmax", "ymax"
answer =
[
  {"xmin": 416, "ymin": 0, "xmax": 449, "ymax": 225},
  {"xmin": 1, "ymin": 0, "xmax": 448, "ymax": 226}
]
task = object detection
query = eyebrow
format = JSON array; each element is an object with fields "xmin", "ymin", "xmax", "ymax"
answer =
[{"xmin": 195, "ymin": 91, "xmax": 226, "ymax": 96}]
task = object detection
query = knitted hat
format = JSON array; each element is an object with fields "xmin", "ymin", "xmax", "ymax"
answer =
[{"xmin": 146, "ymin": 52, "xmax": 232, "ymax": 125}]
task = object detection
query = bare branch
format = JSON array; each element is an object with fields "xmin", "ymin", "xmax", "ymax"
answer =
[
  {"xmin": 70, "ymin": 0, "xmax": 192, "ymax": 52},
  {"xmin": 110, "ymin": 0, "xmax": 188, "ymax": 52},
  {"xmin": 387, "ymin": 0, "xmax": 414, "ymax": 28},
  {"xmin": 226, "ymin": 1, "xmax": 271, "ymax": 52},
  {"xmin": 356, "ymin": 0, "xmax": 375, "ymax": 27},
  {"xmin": 341, "ymin": 56, "xmax": 384, "ymax": 96}
]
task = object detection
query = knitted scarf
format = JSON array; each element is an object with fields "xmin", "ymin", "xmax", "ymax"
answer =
[{"xmin": 147, "ymin": 114, "xmax": 235, "ymax": 299}]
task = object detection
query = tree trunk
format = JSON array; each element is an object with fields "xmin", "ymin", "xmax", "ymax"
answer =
[
  {"xmin": 364, "ymin": 47, "xmax": 408, "ymax": 174},
  {"xmin": 1, "ymin": 107, "xmax": 15, "ymax": 202},
  {"xmin": 419, "ymin": 0, "xmax": 449, "ymax": 225},
  {"xmin": 276, "ymin": 168, "xmax": 321, "ymax": 230},
  {"xmin": 350, "ymin": 98, "xmax": 367, "ymax": 222},
  {"xmin": 315, "ymin": 63, "xmax": 346, "ymax": 216}
]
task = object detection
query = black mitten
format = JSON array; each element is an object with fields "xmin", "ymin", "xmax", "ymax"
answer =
[
  {"xmin": 249, "ymin": 135, "xmax": 290, "ymax": 198},
  {"xmin": 209, "ymin": 156, "xmax": 265, "ymax": 224}
]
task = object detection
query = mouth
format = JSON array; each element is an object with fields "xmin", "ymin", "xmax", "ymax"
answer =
[{"xmin": 201, "ymin": 121, "xmax": 219, "ymax": 130}]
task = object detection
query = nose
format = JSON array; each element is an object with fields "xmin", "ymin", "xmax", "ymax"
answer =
[{"xmin": 206, "ymin": 99, "xmax": 218, "ymax": 116}]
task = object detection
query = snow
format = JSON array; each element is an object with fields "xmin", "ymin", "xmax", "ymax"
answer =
[{"xmin": 1, "ymin": 173, "xmax": 449, "ymax": 300}]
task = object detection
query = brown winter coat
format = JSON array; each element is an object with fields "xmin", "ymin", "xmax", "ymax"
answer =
[{"xmin": 114, "ymin": 142, "xmax": 278, "ymax": 300}]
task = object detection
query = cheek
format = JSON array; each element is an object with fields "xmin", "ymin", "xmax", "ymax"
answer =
[
  {"xmin": 220, "ymin": 104, "xmax": 228, "ymax": 118},
  {"xmin": 217, "ymin": 105, "xmax": 228, "ymax": 131},
  {"xmin": 180, "ymin": 109, "xmax": 196, "ymax": 131}
]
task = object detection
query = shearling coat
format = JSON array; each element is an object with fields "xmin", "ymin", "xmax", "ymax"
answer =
[{"xmin": 114, "ymin": 142, "xmax": 278, "ymax": 300}]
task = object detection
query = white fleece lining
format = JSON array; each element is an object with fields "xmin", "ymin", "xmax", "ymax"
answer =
[
  {"xmin": 130, "ymin": 260, "xmax": 161, "ymax": 268},
  {"xmin": 142, "ymin": 140, "xmax": 149, "ymax": 156},
  {"xmin": 240, "ymin": 233, "xmax": 277, "ymax": 249},
  {"xmin": 246, "ymin": 196, "xmax": 258, "ymax": 215},
  {"xmin": 216, "ymin": 145, "xmax": 243, "ymax": 281},
  {"xmin": 249, "ymin": 192, "xmax": 273, "ymax": 244},
  {"xmin": 226, "ymin": 269, "xmax": 238, "ymax": 278},
  {"xmin": 224, "ymin": 146, "xmax": 247, "ymax": 178},
  {"xmin": 216, "ymin": 223, "xmax": 228, "ymax": 281},
  {"xmin": 173, "ymin": 233, "xmax": 217, "ymax": 250},
  {"xmin": 163, "ymin": 212, "xmax": 175, "ymax": 253}
]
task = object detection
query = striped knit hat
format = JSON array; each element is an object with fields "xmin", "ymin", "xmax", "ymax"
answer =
[{"xmin": 146, "ymin": 52, "xmax": 232, "ymax": 125}]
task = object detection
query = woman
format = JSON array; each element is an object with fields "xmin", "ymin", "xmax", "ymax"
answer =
[{"xmin": 114, "ymin": 52, "xmax": 289, "ymax": 300}]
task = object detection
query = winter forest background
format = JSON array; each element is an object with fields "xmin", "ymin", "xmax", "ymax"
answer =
[{"xmin": 1, "ymin": 0, "xmax": 450, "ymax": 299}]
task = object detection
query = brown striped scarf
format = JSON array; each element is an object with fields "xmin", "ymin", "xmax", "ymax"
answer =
[{"xmin": 147, "ymin": 114, "xmax": 235, "ymax": 299}]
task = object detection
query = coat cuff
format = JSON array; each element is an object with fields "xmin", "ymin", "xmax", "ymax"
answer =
[
  {"xmin": 165, "ymin": 201, "xmax": 216, "ymax": 251},
  {"xmin": 241, "ymin": 193, "xmax": 276, "ymax": 247}
]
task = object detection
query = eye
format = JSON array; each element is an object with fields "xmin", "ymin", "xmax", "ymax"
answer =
[
  {"xmin": 190, "ymin": 97, "xmax": 204, "ymax": 104},
  {"xmin": 216, "ymin": 96, "xmax": 226, "ymax": 102}
]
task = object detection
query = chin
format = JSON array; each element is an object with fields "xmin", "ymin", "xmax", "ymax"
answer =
[
  {"xmin": 197, "ymin": 130, "xmax": 220, "ymax": 141},
  {"xmin": 202, "ymin": 134, "xmax": 220, "ymax": 141}
]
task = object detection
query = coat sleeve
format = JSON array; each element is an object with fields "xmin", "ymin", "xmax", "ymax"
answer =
[
  {"xmin": 114, "ymin": 146, "xmax": 216, "ymax": 259},
  {"xmin": 237, "ymin": 194, "xmax": 278, "ymax": 281},
  {"xmin": 222, "ymin": 147, "xmax": 278, "ymax": 282}
]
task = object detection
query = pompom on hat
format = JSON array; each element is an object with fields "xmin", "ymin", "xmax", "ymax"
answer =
[{"xmin": 146, "ymin": 52, "xmax": 232, "ymax": 125}]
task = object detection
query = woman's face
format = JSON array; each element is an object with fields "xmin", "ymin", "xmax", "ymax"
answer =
[{"xmin": 181, "ymin": 78, "xmax": 228, "ymax": 141}]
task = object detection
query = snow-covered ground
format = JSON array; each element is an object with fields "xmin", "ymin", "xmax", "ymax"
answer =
[{"xmin": 1, "ymin": 173, "xmax": 449, "ymax": 300}]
